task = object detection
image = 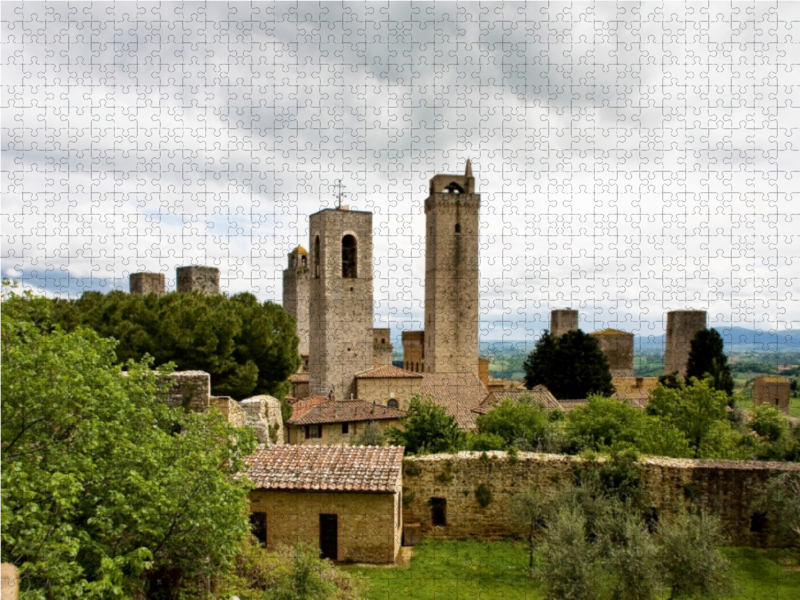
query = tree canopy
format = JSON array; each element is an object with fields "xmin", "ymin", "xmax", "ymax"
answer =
[
  {"xmin": 1, "ymin": 310, "xmax": 258, "ymax": 598},
  {"xmin": 523, "ymin": 330, "xmax": 615, "ymax": 400},
  {"xmin": 3, "ymin": 288, "xmax": 300, "ymax": 399},
  {"xmin": 686, "ymin": 328, "xmax": 734, "ymax": 397},
  {"xmin": 385, "ymin": 394, "xmax": 465, "ymax": 454}
]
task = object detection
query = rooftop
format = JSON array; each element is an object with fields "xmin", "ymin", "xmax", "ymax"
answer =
[
  {"xmin": 472, "ymin": 385, "xmax": 561, "ymax": 415},
  {"xmin": 355, "ymin": 364, "xmax": 424, "ymax": 379},
  {"xmin": 420, "ymin": 372, "xmax": 488, "ymax": 430},
  {"xmin": 287, "ymin": 400, "xmax": 406, "ymax": 425},
  {"xmin": 589, "ymin": 328, "xmax": 633, "ymax": 336},
  {"xmin": 243, "ymin": 444, "xmax": 404, "ymax": 493},
  {"xmin": 289, "ymin": 372, "xmax": 310, "ymax": 383}
]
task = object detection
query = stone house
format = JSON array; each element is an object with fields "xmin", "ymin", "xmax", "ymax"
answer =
[
  {"xmin": 244, "ymin": 445, "xmax": 404, "ymax": 563},
  {"xmin": 285, "ymin": 398, "xmax": 405, "ymax": 445},
  {"xmin": 354, "ymin": 364, "xmax": 423, "ymax": 409}
]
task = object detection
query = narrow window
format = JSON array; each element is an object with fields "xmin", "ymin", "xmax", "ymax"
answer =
[
  {"xmin": 342, "ymin": 234, "xmax": 357, "ymax": 278},
  {"xmin": 388, "ymin": 399, "xmax": 399, "ymax": 409},
  {"xmin": 431, "ymin": 498, "xmax": 447, "ymax": 526},
  {"xmin": 301, "ymin": 255, "xmax": 307, "ymax": 267},
  {"xmin": 644, "ymin": 507, "xmax": 659, "ymax": 533},
  {"xmin": 342, "ymin": 422, "xmax": 349, "ymax": 434},
  {"xmin": 750, "ymin": 512, "xmax": 767, "ymax": 533},
  {"xmin": 314, "ymin": 236, "xmax": 321, "ymax": 278},
  {"xmin": 455, "ymin": 223, "xmax": 461, "ymax": 233},
  {"xmin": 250, "ymin": 511, "xmax": 267, "ymax": 546}
]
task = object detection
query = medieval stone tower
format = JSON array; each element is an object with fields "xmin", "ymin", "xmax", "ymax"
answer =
[
  {"xmin": 664, "ymin": 310, "xmax": 707, "ymax": 377},
  {"xmin": 308, "ymin": 207, "xmax": 374, "ymax": 399},
  {"xmin": 424, "ymin": 160, "xmax": 481, "ymax": 375},
  {"xmin": 129, "ymin": 272, "xmax": 165, "ymax": 296},
  {"xmin": 282, "ymin": 246, "xmax": 310, "ymax": 359}
]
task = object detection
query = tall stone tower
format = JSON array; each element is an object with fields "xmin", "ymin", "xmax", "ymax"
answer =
[
  {"xmin": 424, "ymin": 160, "xmax": 481, "ymax": 375},
  {"xmin": 130, "ymin": 272, "xmax": 165, "ymax": 296},
  {"xmin": 283, "ymin": 246, "xmax": 310, "ymax": 359},
  {"xmin": 664, "ymin": 310, "xmax": 707, "ymax": 377},
  {"xmin": 550, "ymin": 309, "xmax": 579, "ymax": 337},
  {"xmin": 176, "ymin": 266, "xmax": 220, "ymax": 294},
  {"xmin": 308, "ymin": 207, "xmax": 374, "ymax": 399}
]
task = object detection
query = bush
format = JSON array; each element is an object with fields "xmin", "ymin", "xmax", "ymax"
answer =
[
  {"xmin": 351, "ymin": 421, "xmax": 385, "ymax": 446},
  {"xmin": 467, "ymin": 432, "xmax": 506, "ymax": 451},
  {"xmin": 386, "ymin": 394, "xmax": 465, "ymax": 455},
  {"xmin": 475, "ymin": 398, "xmax": 552, "ymax": 449},
  {"xmin": 475, "ymin": 484, "xmax": 493, "ymax": 508}
]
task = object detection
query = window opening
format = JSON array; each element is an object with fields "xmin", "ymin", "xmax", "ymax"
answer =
[{"xmin": 342, "ymin": 234, "xmax": 357, "ymax": 278}]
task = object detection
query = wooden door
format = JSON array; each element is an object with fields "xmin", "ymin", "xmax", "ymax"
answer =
[{"xmin": 319, "ymin": 514, "xmax": 338, "ymax": 561}]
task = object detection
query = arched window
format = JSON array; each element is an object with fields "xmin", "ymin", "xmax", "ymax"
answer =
[
  {"xmin": 388, "ymin": 399, "xmax": 399, "ymax": 409},
  {"xmin": 455, "ymin": 223, "xmax": 461, "ymax": 233},
  {"xmin": 314, "ymin": 236, "xmax": 321, "ymax": 278},
  {"xmin": 444, "ymin": 182, "xmax": 464, "ymax": 194},
  {"xmin": 342, "ymin": 235, "xmax": 357, "ymax": 278},
  {"xmin": 301, "ymin": 255, "xmax": 307, "ymax": 267}
]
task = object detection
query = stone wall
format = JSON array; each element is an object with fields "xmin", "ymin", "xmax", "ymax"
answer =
[
  {"xmin": 210, "ymin": 396, "xmax": 246, "ymax": 427},
  {"xmin": 753, "ymin": 376, "xmax": 791, "ymax": 413},
  {"xmin": 240, "ymin": 395, "xmax": 284, "ymax": 445},
  {"xmin": 249, "ymin": 488, "xmax": 401, "ymax": 563},
  {"xmin": 356, "ymin": 377, "xmax": 421, "ymax": 409},
  {"xmin": 402, "ymin": 331, "xmax": 425, "ymax": 372},
  {"xmin": 163, "ymin": 371, "xmax": 211, "ymax": 411},
  {"xmin": 402, "ymin": 452, "xmax": 800, "ymax": 548},
  {"xmin": 287, "ymin": 417, "xmax": 400, "ymax": 445}
]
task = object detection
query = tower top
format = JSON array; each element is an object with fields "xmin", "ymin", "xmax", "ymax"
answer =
[
  {"xmin": 465, "ymin": 159, "xmax": 472, "ymax": 178},
  {"xmin": 428, "ymin": 161, "xmax": 477, "ymax": 196}
]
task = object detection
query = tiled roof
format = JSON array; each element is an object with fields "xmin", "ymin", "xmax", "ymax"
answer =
[
  {"xmin": 589, "ymin": 328, "xmax": 632, "ymax": 336},
  {"xmin": 420, "ymin": 372, "xmax": 488, "ymax": 430},
  {"xmin": 288, "ymin": 395, "xmax": 330, "ymax": 420},
  {"xmin": 243, "ymin": 445, "xmax": 404, "ymax": 493},
  {"xmin": 355, "ymin": 364, "xmax": 423, "ymax": 379},
  {"xmin": 287, "ymin": 400, "xmax": 406, "ymax": 425},
  {"xmin": 289, "ymin": 372, "xmax": 310, "ymax": 383},
  {"xmin": 472, "ymin": 385, "xmax": 561, "ymax": 415},
  {"xmin": 559, "ymin": 399, "xmax": 590, "ymax": 411}
]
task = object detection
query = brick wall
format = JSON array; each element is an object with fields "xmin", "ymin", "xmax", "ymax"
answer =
[{"xmin": 402, "ymin": 452, "xmax": 800, "ymax": 548}]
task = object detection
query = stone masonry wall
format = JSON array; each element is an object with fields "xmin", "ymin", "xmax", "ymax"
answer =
[
  {"xmin": 163, "ymin": 371, "xmax": 211, "ymax": 411},
  {"xmin": 356, "ymin": 377, "xmax": 421, "ymax": 409},
  {"xmin": 240, "ymin": 395, "xmax": 285, "ymax": 445},
  {"xmin": 402, "ymin": 452, "xmax": 800, "ymax": 548},
  {"xmin": 210, "ymin": 396, "xmax": 246, "ymax": 427}
]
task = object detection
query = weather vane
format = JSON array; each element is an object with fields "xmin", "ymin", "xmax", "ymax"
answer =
[{"xmin": 332, "ymin": 179, "xmax": 349, "ymax": 209}]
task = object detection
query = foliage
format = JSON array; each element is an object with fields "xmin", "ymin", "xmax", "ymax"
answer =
[
  {"xmin": 657, "ymin": 511, "xmax": 734, "ymax": 600},
  {"xmin": 213, "ymin": 539, "xmax": 366, "ymax": 600},
  {"xmin": 647, "ymin": 378, "xmax": 736, "ymax": 458},
  {"xmin": 350, "ymin": 421, "xmax": 385, "ymax": 446},
  {"xmin": 686, "ymin": 328, "xmax": 734, "ymax": 397},
  {"xmin": 385, "ymin": 394, "xmax": 465, "ymax": 455},
  {"xmin": 507, "ymin": 488, "xmax": 550, "ymax": 574},
  {"xmin": 1, "ymin": 315, "xmax": 258, "ymax": 598},
  {"xmin": 750, "ymin": 472, "xmax": 800, "ymax": 539},
  {"xmin": 475, "ymin": 399, "xmax": 551, "ymax": 450},
  {"xmin": 2, "ymin": 289, "xmax": 300, "ymax": 399},
  {"xmin": 467, "ymin": 432, "xmax": 507, "ymax": 451},
  {"xmin": 475, "ymin": 484, "xmax": 493, "ymax": 508},
  {"xmin": 523, "ymin": 329, "xmax": 615, "ymax": 400},
  {"xmin": 749, "ymin": 404, "xmax": 790, "ymax": 441}
]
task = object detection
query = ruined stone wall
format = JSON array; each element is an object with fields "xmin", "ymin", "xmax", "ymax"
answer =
[
  {"xmin": 129, "ymin": 272, "xmax": 165, "ymax": 296},
  {"xmin": 550, "ymin": 309, "xmax": 579, "ymax": 337},
  {"xmin": 402, "ymin": 453, "xmax": 800, "ymax": 548},
  {"xmin": 163, "ymin": 371, "xmax": 211, "ymax": 411},
  {"xmin": 249, "ymin": 488, "xmax": 401, "ymax": 563},
  {"xmin": 240, "ymin": 395, "xmax": 284, "ymax": 446},
  {"xmin": 356, "ymin": 377, "xmax": 421, "ymax": 408},
  {"xmin": 210, "ymin": 396, "xmax": 246, "ymax": 427},
  {"xmin": 664, "ymin": 310, "xmax": 707, "ymax": 376},
  {"xmin": 753, "ymin": 376, "xmax": 791, "ymax": 413}
]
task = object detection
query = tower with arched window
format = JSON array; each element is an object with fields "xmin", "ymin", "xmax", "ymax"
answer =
[
  {"xmin": 423, "ymin": 159, "xmax": 481, "ymax": 375},
  {"xmin": 282, "ymin": 246, "xmax": 310, "ymax": 361},
  {"xmin": 308, "ymin": 207, "xmax": 374, "ymax": 399}
]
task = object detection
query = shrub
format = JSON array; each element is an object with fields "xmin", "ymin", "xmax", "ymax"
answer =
[{"xmin": 475, "ymin": 484, "xmax": 493, "ymax": 508}]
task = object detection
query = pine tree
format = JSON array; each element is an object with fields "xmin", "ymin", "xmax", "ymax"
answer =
[{"xmin": 685, "ymin": 329, "xmax": 734, "ymax": 397}]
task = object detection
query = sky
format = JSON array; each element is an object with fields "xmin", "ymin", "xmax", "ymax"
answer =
[{"xmin": 3, "ymin": 1, "xmax": 799, "ymax": 349}]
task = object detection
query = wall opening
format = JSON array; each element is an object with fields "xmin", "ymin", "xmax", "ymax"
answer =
[
  {"xmin": 341, "ymin": 422, "xmax": 349, "ymax": 434},
  {"xmin": 342, "ymin": 234, "xmax": 357, "ymax": 278},
  {"xmin": 314, "ymin": 236, "xmax": 321, "ymax": 278},
  {"xmin": 388, "ymin": 399, "xmax": 399, "ymax": 409},
  {"xmin": 430, "ymin": 497, "xmax": 447, "ymax": 526},
  {"xmin": 301, "ymin": 255, "xmax": 307, "ymax": 267},
  {"xmin": 455, "ymin": 223, "xmax": 461, "ymax": 233},
  {"xmin": 444, "ymin": 182, "xmax": 464, "ymax": 194},
  {"xmin": 750, "ymin": 512, "xmax": 767, "ymax": 533},
  {"xmin": 250, "ymin": 511, "xmax": 267, "ymax": 547}
]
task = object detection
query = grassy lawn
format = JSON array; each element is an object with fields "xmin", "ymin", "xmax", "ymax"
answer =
[{"xmin": 346, "ymin": 539, "xmax": 800, "ymax": 600}]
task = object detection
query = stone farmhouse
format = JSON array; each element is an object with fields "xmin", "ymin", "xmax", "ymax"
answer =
[{"xmin": 285, "ymin": 397, "xmax": 405, "ymax": 445}]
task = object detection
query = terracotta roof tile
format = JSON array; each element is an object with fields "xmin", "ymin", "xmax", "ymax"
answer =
[
  {"xmin": 289, "ymin": 395, "xmax": 330, "ymax": 419},
  {"xmin": 420, "ymin": 372, "xmax": 488, "ymax": 430},
  {"xmin": 472, "ymin": 385, "xmax": 562, "ymax": 415},
  {"xmin": 243, "ymin": 444, "xmax": 404, "ymax": 493},
  {"xmin": 355, "ymin": 364, "xmax": 423, "ymax": 379},
  {"xmin": 287, "ymin": 400, "xmax": 406, "ymax": 425}
]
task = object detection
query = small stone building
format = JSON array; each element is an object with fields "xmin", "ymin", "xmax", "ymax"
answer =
[
  {"xmin": 354, "ymin": 364, "xmax": 423, "ymax": 409},
  {"xmin": 289, "ymin": 372, "xmax": 310, "ymax": 399},
  {"xmin": 285, "ymin": 399, "xmax": 405, "ymax": 445},
  {"xmin": 753, "ymin": 376, "xmax": 792, "ymax": 413},
  {"xmin": 244, "ymin": 445, "xmax": 404, "ymax": 563}
]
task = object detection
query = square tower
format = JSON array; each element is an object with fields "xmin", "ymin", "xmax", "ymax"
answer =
[
  {"xmin": 424, "ymin": 160, "xmax": 481, "ymax": 375},
  {"xmin": 283, "ymin": 246, "xmax": 310, "ymax": 358},
  {"xmin": 308, "ymin": 207, "xmax": 374, "ymax": 399}
]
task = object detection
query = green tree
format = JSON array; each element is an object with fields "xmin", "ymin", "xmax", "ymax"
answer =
[
  {"xmin": 647, "ymin": 379, "xmax": 734, "ymax": 458},
  {"xmin": 1, "ymin": 316, "xmax": 258, "ymax": 598},
  {"xmin": 750, "ymin": 472, "xmax": 800, "ymax": 539},
  {"xmin": 657, "ymin": 511, "xmax": 734, "ymax": 600},
  {"xmin": 466, "ymin": 432, "xmax": 507, "ymax": 451},
  {"xmin": 3, "ymin": 289, "xmax": 300, "ymax": 399},
  {"xmin": 475, "ymin": 399, "xmax": 551, "ymax": 449},
  {"xmin": 685, "ymin": 329, "xmax": 734, "ymax": 397},
  {"xmin": 507, "ymin": 488, "xmax": 550, "ymax": 575},
  {"xmin": 385, "ymin": 395, "xmax": 465, "ymax": 455},
  {"xmin": 524, "ymin": 330, "xmax": 615, "ymax": 400},
  {"xmin": 749, "ymin": 404, "xmax": 789, "ymax": 442},
  {"xmin": 351, "ymin": 421, "xmax": 386, "ymax": 447}
]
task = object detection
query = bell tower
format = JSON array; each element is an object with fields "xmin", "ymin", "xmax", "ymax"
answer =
[{"xmin": 424, "ymin": 160, "xmax": 481, "ymax": 374}]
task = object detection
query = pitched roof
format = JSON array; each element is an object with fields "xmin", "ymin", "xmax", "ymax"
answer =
[
  {"xmin": 472, "ymin": 385, "xmax": 561, "ymax": 415},
  {"xmin": 355, "ymin": 364, "xmax": 423, "ymax": 379},
  {"xmin": 420, "ymin": 372, "xmax": 488, "ymax": 430},
  {"xmin": 288, "ymin": 395, "xmax": 330, "ymax": 420},
  {"xmin": 289, "ymin": 372, "xmax": 310, "ymax": 383},
  {"xmin": 243, "ymin": 445, "xmax": 403, "ymax": 493},
  {"xmin": 287, "ymin": 400, "xmax": 406, "ymax": 425}
]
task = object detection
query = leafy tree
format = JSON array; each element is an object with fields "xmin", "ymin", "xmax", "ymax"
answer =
[
  {"xmin": 749, "ymin": 404, "xmax": 789, "ymax": 442},
  {"xmin": 507, "ymin": 488, "xmax": 550, "ymax": 575},
  {"xmin": 351, "ymin": 421, "xmax": 386, "ymax": 446},
  {"xmin": 647, "ymin": 379, "xmax": 733, "ymax": 458},
  {"xmin": 385, "ymin": 395, "xmax": 465, "ymax": 455},
  {"xmin": 750, "ymin": 472, "xmax": 800, "ymax": 539},
  {"xmin": 2, "ymin": 289, "xmax": 300, "ymax": 399},
  {"xmin": 524, "ymin": 330, "xmax": 615, "ymax": 400},
  {"xmin": 686, "ymin": 329, "xmax": 734, "ymax": 397},
  {"xmin": 657, "ymin": 511, "xmax": 734, "ymax": 600},
  {"xmin": 475, "ymin": 399, "xmax": 551, "ymax": 449},
  {"xmin": 1, "ymin": 316, "xmax": 258, "ymax": 598},
  {"xmin": 466, "ymin": 432, "xmax": 507, "ymax": 451}
]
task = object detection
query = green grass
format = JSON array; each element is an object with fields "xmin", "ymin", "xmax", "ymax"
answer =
[{"xmin": 346, "ymin": 539, "xmax": 800, "ymax": 600}]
